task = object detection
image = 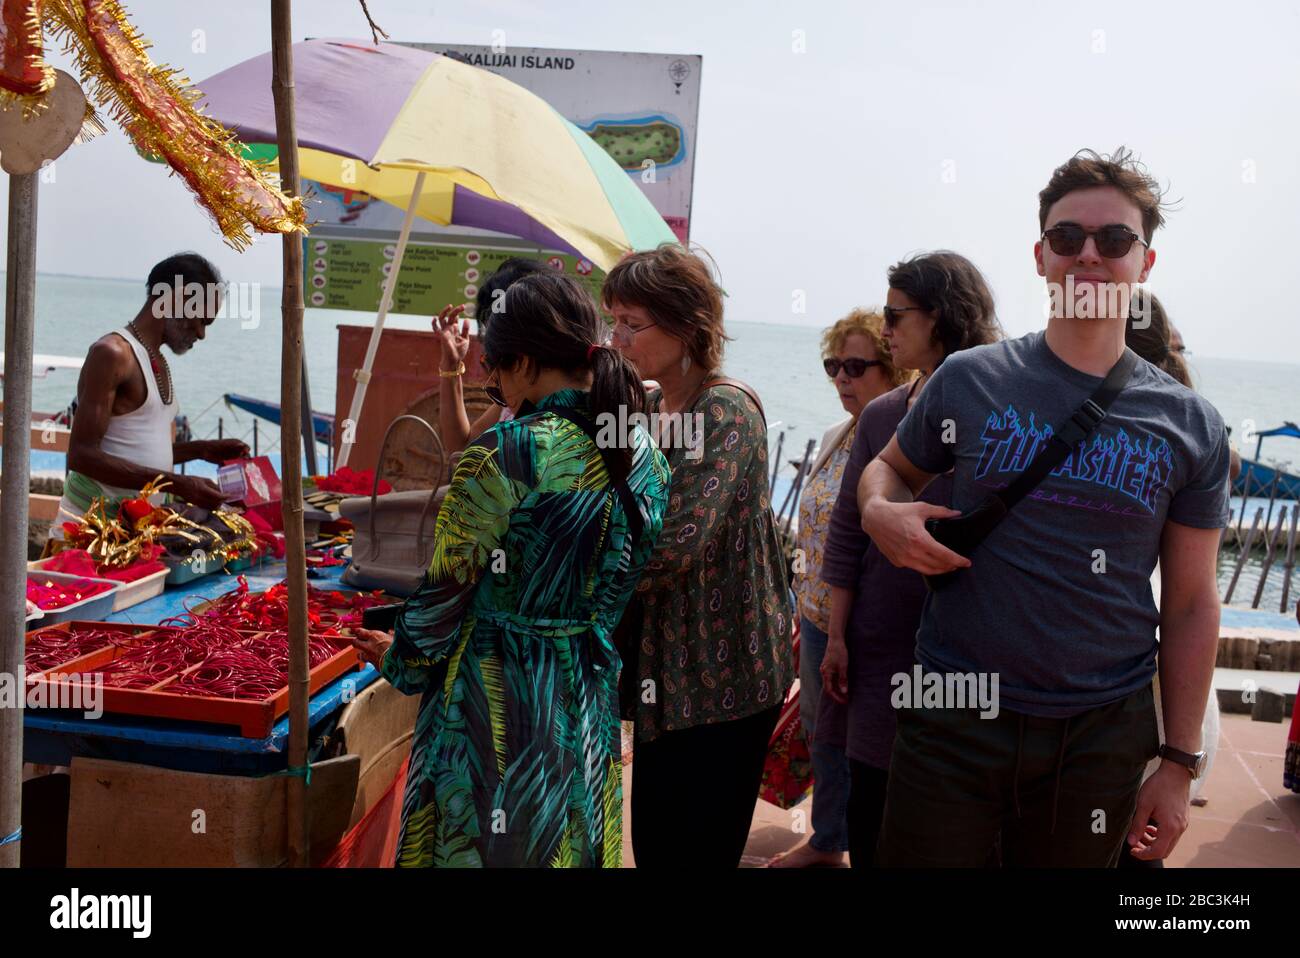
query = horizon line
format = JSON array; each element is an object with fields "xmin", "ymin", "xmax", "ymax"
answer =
[{"xmin": 8, "ymin": 271, "xmax": 1294, "ymax": 367}]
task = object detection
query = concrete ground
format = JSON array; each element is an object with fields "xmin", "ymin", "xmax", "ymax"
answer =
[{"xmin": 620, "ymin": 710, "xmax": 1300, "ymax": 868}]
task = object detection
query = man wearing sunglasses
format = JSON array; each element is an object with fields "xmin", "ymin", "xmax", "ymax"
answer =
[{"xmin": 859, "ymin": 148, "xmax": 1230, "ymax": 867}]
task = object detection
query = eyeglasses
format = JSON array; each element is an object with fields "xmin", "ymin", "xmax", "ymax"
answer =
[
  {"xmin": 1041, "ymin": 224, "xmax": 1149, "ymax": 259},
  {"xmin": 883, "ymin": 305, "xmax": 925, "ymax": 327},
  {"xmin": 823, "ymin": 357, "xmax": 885, "ymax": 378},
  {"xmin": 609, "ymin": 321, "xmax": 656, "ymax": 349}
]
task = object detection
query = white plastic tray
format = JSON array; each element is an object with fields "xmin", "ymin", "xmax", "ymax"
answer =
[
  {"xmin": 25, "ymin": 569, "xmax": 120, "ymax": 627},
  {"xmin": 28, "ymin": 558, "xmax": 168, "ymax": 613}
]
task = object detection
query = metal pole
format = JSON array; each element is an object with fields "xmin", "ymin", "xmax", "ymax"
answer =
[
  {"xmin": 1263, "ymin": 471, "xmax": 1281, "ymax": 533},
  {"xmin": 335, "ymin": 170, "xmax": 427, "ymax": 469},
  {"xmin": 777, "ymin": 439, "xmax": 816, "ymax": 534},
  {"xmin": 1235, "ymin": 463, "xmax": 1252, "ymax": 540},
  {"xmin": 1281, "ymin": 503, "xmax": 1298, "ymax": 614},
  {"xmin": 272, "ymin": 0, "xmax": 311, "ymax": 868},
  {"xmin": 1251, "ymin": 507, "xmax": 1287, "ymax": 610},
  {"xmin": 1225, "ymin": 507, "xmax": 1263, "ymax": 604},
  {"xmin": 253, "ymin": 419, "xmax": 259, "ymax": 457},
  {"xmin": 782, "ymin": 441, "xmax": 817, "ymax": 538},
  {"xmin": 770, "ymin": 429, "xmax": 784, "ymax": 494},
  {"xmin": 1, "ymin": 172, "xmax": 38, "ymax": 868},
  {"xmin": 298, "ymin": 342, "xmax": 318, "ymax": 477}
]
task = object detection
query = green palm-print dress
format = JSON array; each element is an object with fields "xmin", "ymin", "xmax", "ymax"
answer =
[{"xmin": 381, "ymin": 388, "xmax": 670, "ymax": 867}]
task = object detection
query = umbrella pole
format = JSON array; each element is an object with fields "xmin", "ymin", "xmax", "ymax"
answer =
[
  {"xmin": 271, "ymin": 0, "xmax": 311, "ymax": 867},
  {"xmin": 335, "ymin": 170, "xmax": 426, "ymax": 469},
  {"xmin": 0, "ymin": 172, "xmax": 37, "ymax": 869},
  {"xmin": 298, "ymin": 361, "xmax": 318, "ymax": 477}
]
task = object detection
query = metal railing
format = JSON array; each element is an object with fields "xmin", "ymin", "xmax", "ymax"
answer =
[{"xmin": 175, "ymin": 395, "xmax": 333, "ymax": 476}]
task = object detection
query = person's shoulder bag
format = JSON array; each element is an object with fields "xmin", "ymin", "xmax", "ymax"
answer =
[{"xmin": 923, "ymin": 348, "xmax": 1140, "ymax": 590}]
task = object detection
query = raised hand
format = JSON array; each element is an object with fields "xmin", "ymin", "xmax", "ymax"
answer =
[{"xmin": 432, "ymin": 303, "xmax": 471, "ymax": 371}]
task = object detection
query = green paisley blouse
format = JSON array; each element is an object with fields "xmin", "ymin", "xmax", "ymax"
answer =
[{"xmin": 632, "ymin": 383, "xmax": 794, "ymax": 742}]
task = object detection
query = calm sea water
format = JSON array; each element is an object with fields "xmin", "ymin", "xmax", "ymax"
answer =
[{"xmin": 8, "ymin": 274, "xmax": 1299, "ymax": 611}]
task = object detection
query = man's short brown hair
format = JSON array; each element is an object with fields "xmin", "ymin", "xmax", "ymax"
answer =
[{"xmin": 1038, "ymin": 147, "xmax": 1168, "ymax": 243}]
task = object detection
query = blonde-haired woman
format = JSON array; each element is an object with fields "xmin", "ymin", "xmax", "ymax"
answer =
[{"xmin": 771, "ymin": 309, "xmax": 909, "ymax": 868}]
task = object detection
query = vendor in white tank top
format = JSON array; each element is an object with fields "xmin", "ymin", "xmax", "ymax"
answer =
[{"xmin": 53, "ymin": 253, "xmax": 250, "ymax": 537}]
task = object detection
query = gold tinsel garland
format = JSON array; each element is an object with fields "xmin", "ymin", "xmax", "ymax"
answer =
[
  {"xmin": 67, "ymin": 475, "xmax": 263, "ymax": 570},
  {"xmin": 18, "ymin": 0, "xmax": 306, "ymax": 249},
  {"xmin": 0, "ymin": 0, "xmax": 53, "ymax": 102}
]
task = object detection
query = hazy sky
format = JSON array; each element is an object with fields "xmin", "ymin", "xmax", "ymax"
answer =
[{"xmin": 5, "ymin": 0, "xmax": 1299, "ymax": 363}]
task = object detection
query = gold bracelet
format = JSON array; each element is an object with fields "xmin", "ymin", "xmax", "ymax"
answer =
[{"xmin": 439, "ymin": 362, "xmax": 466, "ymax": 378}]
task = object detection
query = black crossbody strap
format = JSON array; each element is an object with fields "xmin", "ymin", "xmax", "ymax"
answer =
[
  {"xmin": 545, "ymin": 406, "xmax": 645, "ymax": 551},
  {"xmin": 997, "ymin": 348, "xmax": 1140, "ymax": 510}
]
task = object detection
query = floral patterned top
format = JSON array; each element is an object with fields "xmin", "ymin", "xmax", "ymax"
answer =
[
  {"xmin": 631, "ymin": 383, "xmax": 794, "ymax": 743},
  {"xmin": 794, "ymin": 421, "xmax": 856, "ymax": 632}
]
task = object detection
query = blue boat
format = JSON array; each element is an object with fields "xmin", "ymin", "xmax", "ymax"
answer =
[
  {"xmin": 1234, "ymin": 422, "xmax": 1300, "ymax": 499},
  {"xmin": 223, "ymin": 393, "xmax": 335, "ymax": 445}
]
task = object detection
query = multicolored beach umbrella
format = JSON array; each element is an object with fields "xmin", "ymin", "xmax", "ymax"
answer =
[{"xmin": 195, "ymin": 38, "xmax": 677, "ymax": 270}]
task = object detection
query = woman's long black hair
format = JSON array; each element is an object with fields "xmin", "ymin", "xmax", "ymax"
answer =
[{"xmin": 481, "ymin": 271, "xmax": 647, "ymax": 479}]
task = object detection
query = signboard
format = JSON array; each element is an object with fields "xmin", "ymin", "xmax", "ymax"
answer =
[
  {"xmin": 305, "ymin": 236, "xmax": 602, "ymax": 315},
  {"xmin": 303, "ymin": 44, "xmax": 701, "ymax": 316}
]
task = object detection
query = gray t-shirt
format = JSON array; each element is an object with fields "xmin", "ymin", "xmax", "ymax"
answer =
[{"xmin": 896, "ymin": 330, "xmax": 1230, "ymax": 717}]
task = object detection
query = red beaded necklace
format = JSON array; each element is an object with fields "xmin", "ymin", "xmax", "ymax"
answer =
[{"xmin": 127, "ymin": 320, "xmax": 173, "ymax": 406}]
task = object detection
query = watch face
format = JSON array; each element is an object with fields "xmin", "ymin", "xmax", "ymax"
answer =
[{"xmin": 1193, "ymin": 751, "xmax": 1208, "ymax": 779}]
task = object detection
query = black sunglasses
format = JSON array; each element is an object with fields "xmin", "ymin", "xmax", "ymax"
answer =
[
  {"xmin": 480, "ymin": 357, "xmax": 509, "ymax": 407},
  {"xmin": 824, "ymin": 357, "xmax": 884, "ymax": 378},
  {"xmin": 883, "ymin": 305, "xmax": 925, "ymax": 327},
  {"xmin": 1042, "ymin": 224, "xmax": 1149, "ymax": 259}
]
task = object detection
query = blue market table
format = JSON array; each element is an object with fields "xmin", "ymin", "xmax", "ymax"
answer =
[{"xmin": 23, "ymin": 560, "xmax": 382, "ymax": 775}]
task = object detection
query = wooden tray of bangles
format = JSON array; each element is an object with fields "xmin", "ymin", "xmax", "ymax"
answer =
[{"xmin": 24, "ymin": 620, "xmax": 361, "ymax": 738}]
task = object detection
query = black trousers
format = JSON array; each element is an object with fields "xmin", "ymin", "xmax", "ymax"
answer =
[
  {"xmin": 846, "ymin": 760, "xmax": 889, "ymax": 867},
  {"xmin": 631, "ymin": 705, "xmax": 782, "ymax": 868},
  {"xmin": 877, "ymin": 684, "xmax": 1159, "ymax": 867}
]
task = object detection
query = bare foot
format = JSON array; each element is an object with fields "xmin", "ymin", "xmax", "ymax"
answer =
[{"xmin": 766, "ymin": 839, "xmax": 847, "ymax": 868}]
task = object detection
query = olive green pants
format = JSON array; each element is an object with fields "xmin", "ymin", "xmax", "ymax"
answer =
[{"xmin": 876, "ymin": 683, "xmax": 1160, "ymax": 867}]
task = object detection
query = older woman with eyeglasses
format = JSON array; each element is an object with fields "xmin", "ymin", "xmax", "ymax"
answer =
[
  {"xmin": 604, "ymin": 243, "xmax": 794, "ymax": 869},
  {"xmin": 769, "ymin": 309, "xmax": 909, "ymax": 868}
]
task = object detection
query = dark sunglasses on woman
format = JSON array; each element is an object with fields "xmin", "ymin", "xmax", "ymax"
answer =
[
  {"xmin": 882, "ymin": 305, "xmax": 925, "ymax": 327},
  {"xmin": 480, "ymin": 358, "xmax": 509, "ymax": 407},
  {"xmin": 1041, "ymin": 223, "xmax": 1149, "ymax": 259},
  {"xmin": 823, "ymin": 357, "xmax": 884, "ymax": 378}
]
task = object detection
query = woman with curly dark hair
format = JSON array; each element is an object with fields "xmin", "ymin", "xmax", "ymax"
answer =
[{"xmin": 818, "ymin": 251, "xmax": 1002, "ymax": 866}]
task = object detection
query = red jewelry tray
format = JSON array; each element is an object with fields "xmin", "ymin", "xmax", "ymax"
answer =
[
  {"xmin": 24, "ymin": 621, "xmax": 172, "ymax": 673},
  {"xmin": 24, "ymin": 621, "xmax": 361, "ymax": 738}
]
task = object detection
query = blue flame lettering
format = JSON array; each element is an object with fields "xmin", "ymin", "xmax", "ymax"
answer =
[{"xmin": 977, "ymin": 406, "xmax": 1172, "ymax": 514}]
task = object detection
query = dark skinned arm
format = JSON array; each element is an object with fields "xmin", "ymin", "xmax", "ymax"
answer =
[
  {"xmin": 67, "ymin": 337, "xmax": 229, "ymax": 508},
  {"xmin": 173, "ymin": 438, "xmax": 249, "ymax": 465}
]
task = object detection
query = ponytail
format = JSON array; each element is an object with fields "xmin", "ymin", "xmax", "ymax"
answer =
[{"xmin": 587, "ymin": 345, "xmax": 645, "ymax": 481}]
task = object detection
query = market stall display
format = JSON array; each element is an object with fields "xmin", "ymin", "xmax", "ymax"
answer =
[
  {"xmin": 56, "ymin": 477, "xmax": 274, "ymax": 586},
  {"xmin": 183, "ymin": 576, "xmax": 390, "ymax": 637},
  {"xmin": 24, "ymin": 618, "xmax": 361, "ymax": 737}
]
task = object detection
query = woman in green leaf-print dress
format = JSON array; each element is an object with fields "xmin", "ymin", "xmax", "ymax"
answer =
[{"xmin": 353, "ymin": 273, "xmax": 669, "ymax": 867}]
